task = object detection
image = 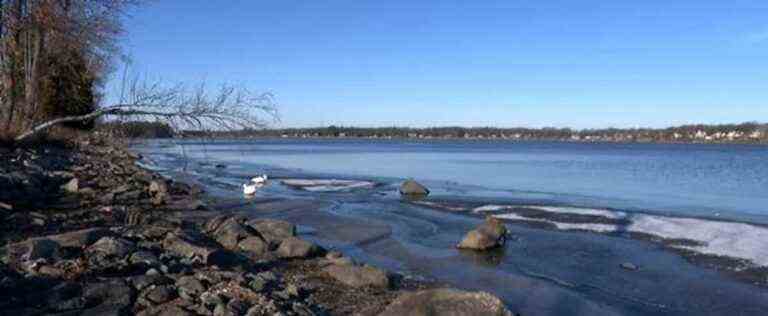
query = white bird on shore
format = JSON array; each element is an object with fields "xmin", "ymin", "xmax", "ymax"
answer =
[{"xmin": 243, "ymin": 174, "xmax": 269, "ymax": 196}]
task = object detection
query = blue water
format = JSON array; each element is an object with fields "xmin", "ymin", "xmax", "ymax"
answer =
[
  {"xmin": 135, "ymin": 138, "xmax": 768, "ymax": 316},
  {"xmin": 143, "ymin": 138, "xmax": 768, "ymax": 223}
]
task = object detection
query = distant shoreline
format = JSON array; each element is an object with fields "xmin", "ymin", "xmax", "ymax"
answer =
[
  {"xmin": 107, "ymin": 121, "xmax": 768, "ymax": 144},
  {"xmin": 169, "ymin": 134, "xmax": 768, "ymax": 146}
]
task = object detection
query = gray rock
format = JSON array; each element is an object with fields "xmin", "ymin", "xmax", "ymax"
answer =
[
  {"xmin": 214, "ymin": 303, "xmax": 238, "ymax": 316},
  {"xmin": 87, "ymin": 237, "xmax": 135, "ymax": 258},
  {"xmin": 6, "ymin": 238, "xmax": 61, "ymax": 263},
  {"xmin": 48, "ymin": 228, "xmax": 114, "ymax": 248},
  {"xmin": 399, "ymin": 179, "xmax": 429, "ymax": 196},
  {"xmin": 211, "ymin": 217, "xmax": 253, "ymax": 250},
  {"xmin": 162, "ymin": 233, "xmax": 227, "ymax": 265},
  {"xmin": 379, "ymin": 288, "xmax": 514, "ymax": 316},
  {"xmin": 144, "ymin": 285, "xmax": 177, "ymax": 304},
  {"xmin": 61, "ymin": 178, "xmax": 79, "ymax": 193},
  {"xmin": 323, "ymin": 264, "xmax": 389, "ymax": 288},
  {"xmin": 177, "ymin": 276, "xmax": 206, "ymax": 301},
  {"xmin": 83, "ymin": 279, "xmax": 134, "ymax": 311},
  {"xmin": 246, "ymin": 219, "xmax": 296, "ymax": 247},
  {"xmin": 276, "ymin": 237, "xmax": 319, "ymax": 259},
  {"xmin": 148, "ymin": 180, "xmax": 169, "ymax": 205},
  {"xmin": 238, "ymin": 236, "xmax": 268, "ymax": 255},
  {"xmin": 130, "ymin": 251, "xmax": 160, "ymax": 266},
  {"xmin": 457, "ymin": 217, "xmax": 508, "ymax": 251},
  {"xmin": 130, "ymin": 274, "xmax": 174, "ymax": 291}
]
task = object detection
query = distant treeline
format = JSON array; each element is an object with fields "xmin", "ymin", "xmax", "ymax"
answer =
[{"xmin": 181, "ymin": 122, "xmax": 768, "ymax": 143}]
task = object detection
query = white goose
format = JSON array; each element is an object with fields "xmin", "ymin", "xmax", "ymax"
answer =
[
  {"xmin": 251, "ymin": 174, "xmax": 268, "ymax": 184},
  {"xmin": 243, "ymin": 174, "xmax": 269, "ymax": 196}
]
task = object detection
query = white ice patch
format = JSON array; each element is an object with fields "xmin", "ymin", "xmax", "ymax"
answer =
[
  {"xmin": 281, "ymin": 179, "xmax": 376, "ymax": 192},
  {"xmin": 492, "ymin": 214, "xmax": 618, "ymax": 233},
  {"xmin": 472, "ymin": 205, "xmax": 511, "ymax": 213},
  {"xmin": 627, "ymin": 215, "xmax": 768, "ymax": 267},
  {"xmin": 473, "ymin": 204, "xmax": 625, "ymax": 219},
  {"xmin": 521, "ymin": 206, "xmax": 626, "ymax": 219},
  {"xmin": 412, "ymin": 201, "xmax": 468, "ymax": 212}
]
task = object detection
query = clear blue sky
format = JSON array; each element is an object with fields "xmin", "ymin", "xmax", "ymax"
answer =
[{"xmin": 113, "ymin": 0, "xmax": 768, "ymax": 129}]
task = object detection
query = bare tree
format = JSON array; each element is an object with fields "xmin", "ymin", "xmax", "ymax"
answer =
[{"xmin": 15, "ymin": 76, "xmax": 279, "ymax": 141}]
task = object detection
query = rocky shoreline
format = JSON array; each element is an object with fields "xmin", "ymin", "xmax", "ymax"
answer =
[{"xmin": 0, "ymin": 138, "xmax": 515, "ymax": 316}]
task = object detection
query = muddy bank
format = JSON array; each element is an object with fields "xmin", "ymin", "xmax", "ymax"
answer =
[{"xmin": 0, "ymin": 138, "xmax": 514, "ymax": 316}]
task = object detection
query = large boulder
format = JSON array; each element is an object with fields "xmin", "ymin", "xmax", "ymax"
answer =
[
  {"xmin": 379, "ymin": 288, "xmax": 514, "ymax": 316},
  {"xmin": 457, "ymin": 217, "xmax": 508, "ymax": 251},
  {"xmin": 399, "ymin": 180, "xmax": 429, "ymax": 196},
  {"xmin": 210, "ymin": 217, "xmax": 254, "ymax": 250},
  {"xmin": 323, "ymin": 264, "xmax": 389, "ymax": 288},
  {"xmin": 246, "ymin": 219, "xmax": 296, "ymax": 247}
]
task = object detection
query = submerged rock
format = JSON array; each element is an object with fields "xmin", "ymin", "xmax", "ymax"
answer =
[
  {"xmin": 379, "ymin": 288, "xmax": 514, "ymax": 316},
  {"xmin": 457, "ymin": 217, "xmax": 508, "ymax": 251},
  {"xmin": 399, "ymin": 179, "xmax": 429, "ymax": 196}
]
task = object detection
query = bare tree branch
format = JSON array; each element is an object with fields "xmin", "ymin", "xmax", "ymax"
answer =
[{"xmin": 15, "ymin": 77, "xmax": 279, "ymax": 141}]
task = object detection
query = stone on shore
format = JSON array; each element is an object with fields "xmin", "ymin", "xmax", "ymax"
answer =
[
  {"xmin": 379, "ymin": 288, "xmax": 514, "ymax": 316},
  {"xmin": 457, "ymin": 217, "xmax": 508, "ymax": 250},
  {"xmin": 238, "ymin": 236, "xmax": 269, "ymax": 255},
  {"xmin": 323, "ymin": 264, "xmax": 390, "ymax": 288},
  {"xmin": 246, "ymin": 218, "xmax": 296, "ymax": 247},
  {"xmin": 210, "ymin": 216, "xmax": 254, "ymax": 250},
  {"xmin": 87, "ymin": 237, "xmax": 136, "ymax": 258},
  {"xmin": 49, "ymin": 227, "xmax": 115, "ymax": 248},
  {"xmin": 399, "ymin": 179, "xmax": 430, "ymax": 196},
  {"xmin": 148, "ymin": 180, "xmax": 169, "ymax": 205},
  {"xmin": 6, "ymin": 238, "xmax": 62, "ymax": 263},
  {"xmin": 276, "ymin": 237, "xmax": 320, "ymax": 259},
  {"xmin": 162, "ymin": 233, "xmax": 227, "ymax": 265}
]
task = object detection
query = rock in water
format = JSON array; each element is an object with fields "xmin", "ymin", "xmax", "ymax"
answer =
[
  {"xmin": 379, "ymin": 288, "xmax": 514, "ymax": 316},
  {"xmin": 399, "ymin": 180, "xmax": 429, "ymax": 196},
  {"xmin": 457, "ymin": 217, "xmax": 508, "ymax": 250}
]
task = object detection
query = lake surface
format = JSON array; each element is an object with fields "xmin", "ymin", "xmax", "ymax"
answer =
[{"xmin": 135, "ymin": 138, "xmax": 768, "ymax": 316}]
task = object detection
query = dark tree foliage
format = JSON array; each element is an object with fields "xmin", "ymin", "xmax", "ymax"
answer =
[{"xmin": 39, "ymin": 49, "xmax": 96, "ymax": 130}]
